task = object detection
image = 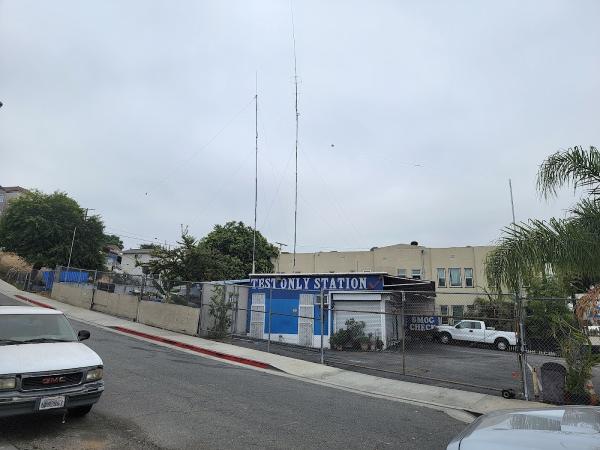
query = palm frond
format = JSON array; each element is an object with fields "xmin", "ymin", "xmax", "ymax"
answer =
[
  {"xmin": 537, "ymin": 146, "xmax": 600, "ymax": 199},
  {"xmin": 486, "ymin": 199, "xmax": 600, "ymax": 292}
]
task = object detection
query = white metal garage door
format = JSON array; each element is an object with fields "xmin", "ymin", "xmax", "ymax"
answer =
[{"xmin": 334, "ymin": 301, "xmax": 383, "ymax": 338}]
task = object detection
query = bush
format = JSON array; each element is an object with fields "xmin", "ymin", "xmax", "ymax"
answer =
[{"xmin": 330, "ymin": 319, "xmax": 367, "ymax": 350}]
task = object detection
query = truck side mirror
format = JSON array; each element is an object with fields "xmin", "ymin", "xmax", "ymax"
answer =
[{"xmin": 78, "ymin": 330, "xmax": 91, "ymax": 341}]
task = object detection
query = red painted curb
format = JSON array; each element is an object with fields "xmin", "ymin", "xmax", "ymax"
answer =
[
  {"xmin": 110, "ymin": 326, "xmax": 279, "ymax": 371},
  {"xmin": 15, "ymin": 295, "xmax": 56, "ymax": 309}
]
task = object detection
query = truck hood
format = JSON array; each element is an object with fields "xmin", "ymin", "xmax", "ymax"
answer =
[{"xmin": 0, "ymin": 342, "xmax": 103, "ymax": 374}]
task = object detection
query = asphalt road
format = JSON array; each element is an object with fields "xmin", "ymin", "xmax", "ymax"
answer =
[{"xmin": 0, "ymin": 293, "xmax": 465, "ymax": 449}]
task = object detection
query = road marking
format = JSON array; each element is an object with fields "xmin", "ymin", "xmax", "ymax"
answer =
[{"xmin": 14, "ymin": 294, "xmax": 55, "ymax": 309}]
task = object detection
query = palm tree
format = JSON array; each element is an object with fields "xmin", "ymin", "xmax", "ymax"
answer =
[{"xmin": 486, "ymin": 146, "xmax": 600, "ymax": 294}]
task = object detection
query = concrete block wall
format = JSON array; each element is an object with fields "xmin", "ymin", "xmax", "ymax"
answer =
[
  {"xmin": 137, "ymin": 301, "xmax": 201, "ymax": 335},
  {"xmin": 49, "ymin": 281, "xmax": 248, "ymax": 337},
  {"xmin": 51, "ymin": 283, "xmax": 93, "ymax": 309},
  {"xmin": 92, "ymin": 290, "xmax": 139, "ymax": 320}
]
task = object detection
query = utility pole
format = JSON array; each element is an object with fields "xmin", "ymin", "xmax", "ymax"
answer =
[
  {"xmin": 509, "ymin": 179, "xmax": 529, "ymax": 401},
  {"xmin": 67, "ymin": 226, "xmax": 77, "ymax": 270},
  {"xmin": 67, "ymin": 208, "xmax": 94, "ymax": 270},
  {"xmin": 274, "ymin": 242, "xmax": 287, "ymax": 273}
]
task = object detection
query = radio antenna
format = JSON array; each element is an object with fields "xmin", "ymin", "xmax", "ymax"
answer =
[
  {"xmin": 291, "ymin": 0, "xmax": 299, "ymax": 271},
  {"xmin": 252, "ymin": 73, "xmax": 258, "ymax": 275}
]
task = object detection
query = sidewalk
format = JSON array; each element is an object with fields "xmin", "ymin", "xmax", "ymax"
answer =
[{"xmin": 0, "ymin": 280, "xmax": 549, "ymax": 417}]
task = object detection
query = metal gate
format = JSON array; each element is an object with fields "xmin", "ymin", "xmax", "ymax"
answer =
[
  {"xmin": 298, "ymin": 294, "xmax": 314, "ymax": 347},
  {"xmin": 250, "ymin": 293, "xmax": 265, "ymax": 339}
]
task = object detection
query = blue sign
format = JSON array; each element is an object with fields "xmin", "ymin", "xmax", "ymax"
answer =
[
  {"xmin": 250, "ymin": 275, "xmax": 383, "ymax": 291},
  {"xmin": 405, "ymin": 315, "xmax": 439, "ymax": 331}
]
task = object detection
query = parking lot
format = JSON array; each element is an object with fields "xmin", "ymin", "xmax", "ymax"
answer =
[{"xmin": 228, "ymin": 336, "xmax": 600, "ymax": 399}]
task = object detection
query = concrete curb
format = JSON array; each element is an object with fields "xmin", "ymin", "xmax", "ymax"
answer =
[
  {"xmin": 15, "ymin": 294, "xmax": 55, "ymax": 309},
  {"xmin": 110, "ymin": 325, "xmax": 281, "ymax": 371}
]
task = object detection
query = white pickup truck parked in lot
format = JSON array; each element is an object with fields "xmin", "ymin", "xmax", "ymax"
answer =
[
  {"xmin": 0, "ymin": 306, "xmax": 104, "ymax": 418},
  {"xmin": 436, "ymin": 320, "xmax": 517, "ymax": 351}
]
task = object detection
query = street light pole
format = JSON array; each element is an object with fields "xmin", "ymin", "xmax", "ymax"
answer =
[{"xmin": 67, "ymin": 226, "xmax": 77, "ymax": 270}]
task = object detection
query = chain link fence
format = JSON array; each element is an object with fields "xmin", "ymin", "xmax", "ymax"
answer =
[{"xmin": 7, "ymin": 266, "xmax": 598, "ymax": 404}]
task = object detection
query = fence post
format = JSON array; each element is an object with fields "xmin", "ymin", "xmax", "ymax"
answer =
[
  {"xmin": 231, "ymin": 285, "xmax": 239, "ymax": 336},
  {"xmin": 267, "ymin": 287, "xmax": 272, "ymax": 353},
  {"xmin": 90, "ymin": 270, "xmax": 98, "ymax": 310},
  {"xmin": 139, "ymin": 274, "xmax": 145, "ymax": 302},
  {"xmin": 516, "ymin": 293, "xmax": 530, "ymax": 401},
  {"xmin": 320, "ymin": 288, "xmax": 324, "ymax": 365},
  {"xmin": 401, "ymin": 291, "xmax": 406, "ymax": 376}
]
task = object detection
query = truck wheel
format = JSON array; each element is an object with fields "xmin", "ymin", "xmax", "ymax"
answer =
[
  {"xmin": 495, "ymin": 338, "xmax": 509, "ymax": 351},
  {"xmin": 68, "ymin": 405, "xmax": 93, "ymax": 417},
  {"xmin": 439, "ymin": 332, "xmax": 452, "ymax": 345}
]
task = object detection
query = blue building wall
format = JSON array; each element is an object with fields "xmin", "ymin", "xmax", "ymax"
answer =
[{"xmin": 248, "ymin": 274, "xmax": 384, "ymax": 337}]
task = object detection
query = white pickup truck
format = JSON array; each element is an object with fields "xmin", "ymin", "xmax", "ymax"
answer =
[
  {"xmin": 436, "ymin": 320, "xmax": 517, "ymax": 351},
  {"xmin": 0, "ymin": 306, "xmax": 104, "ymax": 418}
]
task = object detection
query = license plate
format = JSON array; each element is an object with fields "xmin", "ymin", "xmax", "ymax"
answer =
[{"xmin": 39, "ymin": 395, "xmax": 65, "ymax": 410}]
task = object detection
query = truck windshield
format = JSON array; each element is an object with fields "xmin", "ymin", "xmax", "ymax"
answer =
[{"xmin": 0, "ymin": 314, "xmax": 78, "ymax": 344}]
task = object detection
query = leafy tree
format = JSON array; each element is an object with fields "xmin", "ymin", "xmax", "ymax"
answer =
[
  {"xmin": 201, "ymin": 221, "xmax": 278, "ymax": 275},
  {"xmin": 464, "ymin": 294, "xmax": 515, "ymax": 331},
  {"xmin": 208, "ymin": 285, "xmax": 235, "ymax": 338},
  {"xmin": 486, "ymin": 146, "xmax": 600, "ymax": 292},
  {"xmin": 0, "ymin": 191, "xmax": 106, "ymax": 269},
  {"xmin": 102, "ymin": 234, "xmax": 124, "ymax": 249},
  {"xmin": 139, "ymin": 243, "xmax": 162, "ymax": 250},
  {"xmin": 145, "ymin": 232, "xmax": 246, "ymax": 293}
]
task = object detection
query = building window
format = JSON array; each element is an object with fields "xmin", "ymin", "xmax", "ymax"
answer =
[
  {"xmin": 452, "ymin": 305, "xmax": 464, "ymax": 320},
  {"xmin": 0, "ymin": 194, "xmax": 4, "ymax": 203},
  {"xmin": 397, "ymin": 268, "xmax": 407, "ymax": 278},
  {"xmin": 437, "ymin": 268, "xmax": 446, "ymax": 287},
  {"xmin": 411, "ymin": 269, "xmax": 421, "ymax": 280},
  {"xmin": 449, "ymin": 268, "xmax": 461, "ymax": 287},
  {"xmin": 440, "ymin": 305, "xmax": 449, "ymax": 324},
  {"xmin": 464, "ymin": 268, "xmax": 473, "ymax": 287}
]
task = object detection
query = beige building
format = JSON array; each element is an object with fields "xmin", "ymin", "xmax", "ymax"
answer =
[
  {"xmin": 276, "ymin": 242, "xmax": 496, "ymax": 317},
  {"xmin": 0, "ymin": 186, "xmax": 28, "ymax": 215}
]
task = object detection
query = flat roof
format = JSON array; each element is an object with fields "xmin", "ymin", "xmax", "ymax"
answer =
[
  {"xmin": 122, "ymin": 248, "xmax": 154, "ymax": 255},
  {"xmin": 250, "ymin": 272, "xmax": 387, "ymax": 277},
  {"xmin": 0, "ymin": 306, "xmax": 61, "ymax": 315}
]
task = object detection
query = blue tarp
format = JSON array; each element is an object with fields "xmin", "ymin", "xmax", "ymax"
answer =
[
  {"xmin": 59, "ymin": 271, "xmax": 89, "ymax": 283},
  {"xmin": 41, "ymin": 271, "xmax": 55, "ymax": 290}
]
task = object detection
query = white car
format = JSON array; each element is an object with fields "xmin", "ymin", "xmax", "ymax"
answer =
[
  {"xmin": 447, "ymin": 406, "xmax": 600, "ymax": 450},
  {"xmin": 436, "ymin": 320, "xmax": 517, "ymax": 351},
  {"xmin": 0, "ymin": 306, "xmax": 104, "ymax": 417}
]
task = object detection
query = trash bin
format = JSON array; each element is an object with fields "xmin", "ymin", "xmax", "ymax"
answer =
[{"xmin": 540, "ymin": 362, "xmax": 566, "ymax": 404}]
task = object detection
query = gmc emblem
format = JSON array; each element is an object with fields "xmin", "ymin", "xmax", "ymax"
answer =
[{"xmin": 42, "ymin": 376, "xmax": 66, "ymax": 385}]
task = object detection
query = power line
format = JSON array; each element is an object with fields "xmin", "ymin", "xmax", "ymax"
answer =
[{"xmin": 145, "ymin": 96, "xmax": 256, "ymax": 196}]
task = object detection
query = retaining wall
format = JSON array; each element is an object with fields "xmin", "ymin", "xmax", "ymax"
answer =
[
  {"xmin": 92, "ymin": 290, "xmax": 139, "ymax": 320},
  {"xmin": 51, "ymin": 282, "xmax": 93, "ymax": 309},
  {"xmin": 137, "ymin": 301, "xmax": 200, "ymax": 335}
]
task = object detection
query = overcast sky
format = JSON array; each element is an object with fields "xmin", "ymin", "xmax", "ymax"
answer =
[{"xmin": 1, "ymin": 0, "xmax": 599, "ymax": 252}]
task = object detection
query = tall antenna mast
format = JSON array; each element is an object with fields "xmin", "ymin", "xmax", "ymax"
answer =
[
  {"xmin": 291, "ymin": 0, "xmax": 299, "ymax": 271},
  {"xmin": 252, "ymin": 73, "xmax": 258, "ymax": 275}
]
